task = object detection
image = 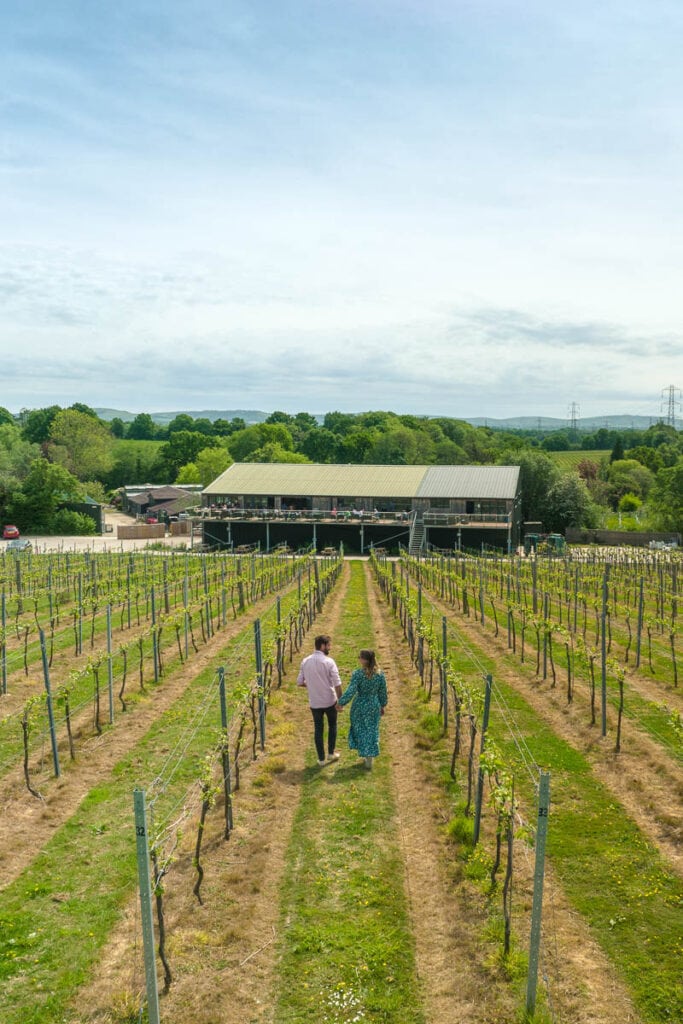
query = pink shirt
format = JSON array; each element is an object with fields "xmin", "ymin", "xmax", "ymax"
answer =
[{"xmin": 297, "ymin": 650, "xmax": 342, "ymax": 708}]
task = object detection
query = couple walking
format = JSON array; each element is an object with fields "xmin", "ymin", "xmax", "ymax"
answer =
[{"xmin": 297, "ymin": 634, "xmax": 388, "ymax": 769}]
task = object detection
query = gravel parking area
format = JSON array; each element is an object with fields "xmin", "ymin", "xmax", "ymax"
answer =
[{"xmin": 6, "ymin": 509, "xmax": 199, "ymax": 554}]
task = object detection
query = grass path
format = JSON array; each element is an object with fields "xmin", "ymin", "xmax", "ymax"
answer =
[{"xmin": 273, "ymin": 561, "xmax": 426, "ymax": 1024}]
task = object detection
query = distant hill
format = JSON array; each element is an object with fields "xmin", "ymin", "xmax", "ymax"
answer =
[
  {"xmin": 465, "ymin": 415, "xmax": 665, "ymax": 431},
  {"xmin": 95, "ymin": 409, "xmax": 671, "ymax": 431},
  {"xmin": 96, "ymin": 408, "xmax": 270, "ymax": 425}
]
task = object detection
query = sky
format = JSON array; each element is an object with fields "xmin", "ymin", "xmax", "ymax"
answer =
[{"xmin": 2, "ymin": 0, "xmax": 683, "ymax": 420}]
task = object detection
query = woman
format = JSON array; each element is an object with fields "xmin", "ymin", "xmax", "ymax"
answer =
[{"xmin": 338, "ymin": 649, "xmax": 388, "ymax": 769}]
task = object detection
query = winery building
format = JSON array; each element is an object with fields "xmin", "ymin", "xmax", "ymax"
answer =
[{"xmin": 201, "ymin": 463, "xmax": 521, "ymax": 554}]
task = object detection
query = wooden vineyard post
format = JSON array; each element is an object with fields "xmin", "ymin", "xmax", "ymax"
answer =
[
  {"xmin": 526, "ymin": 770, "xmax": 551, "ymax": 1018},
  {"xmin": 203, "ymin": 561, "xmax": 212, "ymax": 639},
  {"xmin": 105, "ymin": 604, "xmax": 114, "ymax": 724},
  {"xmin": 133, "ymin": 789, "xmax": 161, "ymax": 1024},
  {"xmin": 276, "ymin": 596, "xmax": 283, "ymax": 687},
  {"xmin": 183, "ymin": 570, "xmax": 189, "ymax": 659},
  {"xmin": 601, "ymin": 568, "xmax": 609, "ymax": 737},
  {"xmin": 542, "ymin": 593, "xmax": 549, "ymax": 680},
  {"xmin": 218, "ymin": 667, "xmax": 234, "ymax": 837},
  {"xmin": 77, "ymin": 573, "xmax": 83, "ymax": 655},
  {"xmin": 39, "ymin": 628, "xmax": 61, "ymax": 779},
  {"xmin": 151, "ymin": 587, "xmax": 159, "ymax": 684},
  {"xmin": 635, "ymin": 577, "xmax": 644, "ymax": 668},
  {"xmin": 1, "ymin": 589, "xmax": 6, "ymax": 696},
  {"xmin": 254, "ymin": 619, "xmax": 266, "ymax": 750},
  {"xmin": 221, "ymin": 564, "xmax": 227, "ymax": 627},
  {"xmin": 442, "ymin": 616, "xmax": 449, "ymax": 734},
  {"xmin": 473, "ymin": 674, "xmax": 492, "ymax": 846},
  {"xmin": 126, "ymin": 562, "xmax": 132, "ymax": 630}
]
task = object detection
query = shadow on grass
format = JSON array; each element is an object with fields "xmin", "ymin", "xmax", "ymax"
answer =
[{"xmin": 324, "ymin": 761, "xmax": 373, "ymax": 783}]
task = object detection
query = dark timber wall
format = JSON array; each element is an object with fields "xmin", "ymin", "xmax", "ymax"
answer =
[{"xmin": 202, "ymin": 520, "xmax": 511, "ymax": 554}]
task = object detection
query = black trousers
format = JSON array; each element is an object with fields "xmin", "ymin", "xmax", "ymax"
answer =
[{"xmin": 310, "ymin": 703, "xmax": 338, "ymax": 761}]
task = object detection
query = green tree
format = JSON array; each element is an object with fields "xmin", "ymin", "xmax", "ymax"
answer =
[
  {"xmin": 618, "ymin": 493, "xmax": 642, "ymax": 513},
  {"xmin": 266, "ymin": 411, "xmax": 294, "ymax": 425},
  {"xmin": 212, "ymin": 417, "xmax": 247, "ymax": 437},
  {"xmin": 338, "ymin": 429, "xmax": 377, "ymax": 463},
  {"xmin": 544, "ymin": 475, "xmax": 598, "ymax": 532},
  {"xmin": 157, "ymin": 431, "xmax": 221, "ymax": 477},
  {"xmin": 167, "ymin": 414, "xmax": 196, "ymax": 434},
  {"xmin": 20, "ymin": 405, "xmax": 62, "ymax": 444},
  {"xmin": 48, "ymin": 409, "xmax": 115, "ymax": 481},
  {"xmin": 69, "ymin": 402, "xmax": 99, "ymax": 419},
  {"xmin": 610, "ymin": 436, "xmax": 625, "ymax": 462},
  {"xmin": 649, "ymin": 458, "xmax": 683, "ymax": 533},
  {"xmin": 293, "ymin": 412, "xmax": 318, "ymax": 432},
  {"xmin": 176, "ymin": 462, "xmax": 201, "ymax": 484},
  {"xmin": 0, "ymin": 425, "xmax": 40, "ymax": 521},
  {"xmin": 228, "ymin": 423, "xmax": 294, "ymax": 461},
  {"xmin": 250, "ymin": 443, "xmax": 310, "ymax": 463},
  {"xmin": 369, "ymin": 426, "xmax": 435, "ymax": 464},
  {"xmin": 542, "ymin": 431, "xmax": 571, "ymax": 451},
  {"xmin": 301, "ymin": 428, "xmax": 340, "ymax": 462},
  {"xmin": 606, "ymin": 459, "xmax": 654, "ymax": 507},
  {"xmin": 627, "ymin": 445, "xmax": 664, "ymax": 473},
  {"xmin": 514, "ymin": 450, "xmax": 561, "ymax": 525},
  {"xmin": 192, "ymin": 418, "xmax": 215, "ymax": 435},
  {"xmin": 434, "ymin": 439, "xmax": 468, "ymax": 464},
  {"xmin": 5, "ymin": 459, "xmax": 83, "ymax": 531},
  {"xmin": 104, "ymin": 441, "xmax": 168, "ymax": 488},
  {"xmin": 110, "ymin": 417, "xmax": 127, "ymax": 439},
  {"xmin": 0, "ymin": 406, "xmax": 14, "ymax": 426},
  {"xmin": 127, "ymin": 413, "xmax": 157, "ymax": 440},
  {"xmin": 178, "ymin": 447, "xmax": 232, "ymax": 486},
  {"xmin": 323, "ymin": 411, "xmax": 356, "ymax": 435}
]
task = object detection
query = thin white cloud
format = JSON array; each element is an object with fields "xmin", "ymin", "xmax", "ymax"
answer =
[{"xmin": 1, "ymin": 2, "xmax": 683, "ymax": 417}]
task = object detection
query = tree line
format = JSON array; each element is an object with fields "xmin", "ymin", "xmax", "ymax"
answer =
[{"xmin": 0, "ymin": 404, "xmax": 681, "ymax": 536}]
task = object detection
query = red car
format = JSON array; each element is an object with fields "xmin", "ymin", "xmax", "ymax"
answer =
[{"xmin": 3, "ymin": 525, "xmax": 20, "ymax": 540}]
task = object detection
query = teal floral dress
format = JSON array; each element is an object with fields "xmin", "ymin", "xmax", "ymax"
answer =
[{"xmin": 338, "ymin": 669, "xmax": 388, "ymax": 758}]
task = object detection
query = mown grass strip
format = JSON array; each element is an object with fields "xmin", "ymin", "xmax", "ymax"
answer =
[
  {"xmin": 416, "ymin": 586, "xmax": 683, "ymax": 1023},
  {"xmin": 275, "ymin": 561, "xmax": 425, "ymax": 1024},
  {"xmin": 0, "ymin": 577, "xmax": 311, "ymax": 1024}
]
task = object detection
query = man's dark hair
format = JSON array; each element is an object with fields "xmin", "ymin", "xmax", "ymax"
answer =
[{"xmin": 314, "ymin": 634, "xmax": 331, "ymax": 650}]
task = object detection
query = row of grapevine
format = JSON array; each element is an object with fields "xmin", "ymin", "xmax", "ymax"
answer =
[
  {"xmin": 400, "ymin": 550, "xmax": 682, "ymax": 757},
  {"xmin": 0, "ymin": 552, "xmax": 335, "ymax": 795}
]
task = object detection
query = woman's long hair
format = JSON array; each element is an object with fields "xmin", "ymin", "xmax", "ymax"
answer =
[{"xmin": 359, "ymin": 649, "xmax": 377, "ymax": 676}]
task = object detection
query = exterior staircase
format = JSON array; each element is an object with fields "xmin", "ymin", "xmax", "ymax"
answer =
[{"xmin": 408, "ymin": 513, "xmax": 426, "ymax": 556}]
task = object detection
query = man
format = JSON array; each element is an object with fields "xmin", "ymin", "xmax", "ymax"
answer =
[{"xmin": 297, "ymin": 634, "xmax": 342, "ymax": 766}]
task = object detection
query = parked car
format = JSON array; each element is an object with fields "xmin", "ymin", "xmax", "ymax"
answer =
[
  {"xmin": 6, "ymin": 538, "xmax": 31, "ymax": 552},
  {"xmin": 2, "ymin": 525, "xmax": 20, "ymax": 539},
  {"xmin": 145, "ymin": 515, "xmax": 158, "ymax": 524}
]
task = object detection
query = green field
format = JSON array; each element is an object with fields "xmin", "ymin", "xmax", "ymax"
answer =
[{"xmin": 547, "ymin": 449, "xmax": 610, "ymax": 471}]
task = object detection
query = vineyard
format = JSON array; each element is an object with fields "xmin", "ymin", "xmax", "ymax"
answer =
[{"xmin": 0, "ymin": 546, "xmax": 681, "ymax": 1024}]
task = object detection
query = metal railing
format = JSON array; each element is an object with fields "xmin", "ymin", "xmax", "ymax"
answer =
[
  {"xmin": 201, "ymin": 507, "xmax": 513, "ymax": 527},
  {"xmin": 201, "ymin": 507, "xmax": 413, "ymax": 524},
  {"xmin": 422, "ymin": 511, "xmax": 511, "ymax": 527}
]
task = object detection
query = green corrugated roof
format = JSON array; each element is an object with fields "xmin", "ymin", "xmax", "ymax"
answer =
[{"xmin": 204, "ymin": 463, "xmax": 428, "ymax": 498}]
